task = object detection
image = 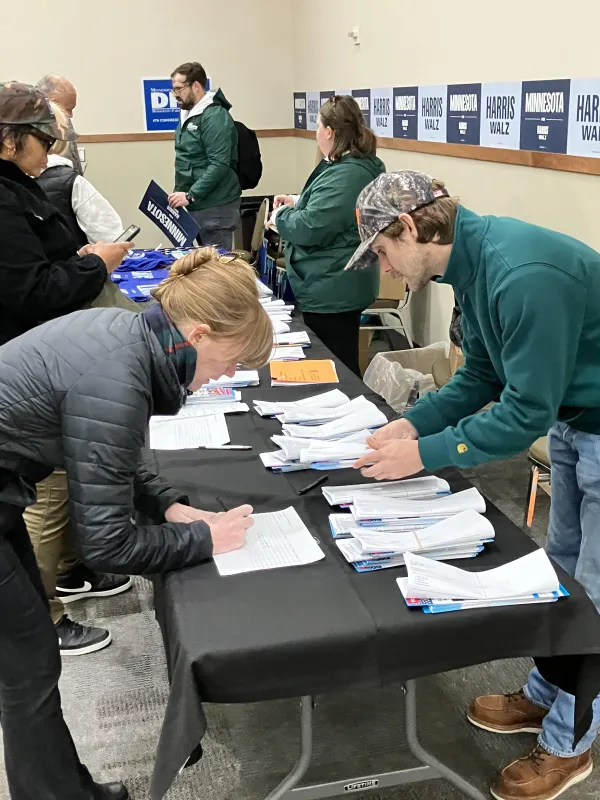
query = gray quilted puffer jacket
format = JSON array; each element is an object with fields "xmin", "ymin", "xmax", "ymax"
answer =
[{"xmin": 0, "ymin": 307, "xmax": 213, "ymax": 574}]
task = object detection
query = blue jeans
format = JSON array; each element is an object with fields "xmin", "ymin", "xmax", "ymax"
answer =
[
  {"xmin": 523, "ymin": 421, "xmax": 600, "ymax": 757},
  {"xmin": 190, "ymin": 199, "xmax": 241, "ymax": 251}
]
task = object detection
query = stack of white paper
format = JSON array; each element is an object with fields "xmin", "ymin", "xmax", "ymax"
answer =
[
  {"xmin": 272, "ymin": 319, "xmax": 291, "ymax": 334},
  {"xmin": 270, "ymin": 346, "xmax": 306, "ymax": 362},
  {"xmin": 213, "ymin": 506, "xmax": 325, "ymax": 576},
  {"xmin": 260, "ymin": 430, "xmax": 372, "ymax": 472},
  {"xmin": 322, "ymin": 476, "xmax": 451, "ymax": 506},
  {"xmin": 275, "ymin": 331, "xmax": 311, "ymax": 347},
  {"xmin": 256, "ymin": 278, "xmax": 272, "ymax": 297},
  {"xmin": 334, "ymin": 509, "xmax": 494, "ymax": 572},
  {"xmin": 397, "ymin": 548, "xmax": 568, "ymax": 613},
  {"xmin": 152, "ymin": 402, "xmax": 249, "ymax": 421},
  {"xmin": 278, "ymin": 395, "xmax": 376, "ymax": 425},
  {"xmin": 282, "ymin": 403, "xmax": 387, "ymax": 440},
  {"xmin": 149, "ymin": 413, "xmax": 230, "ymax": 450},
  {"xmin": 206, "ymin": 371, "xmax": 260, "ymax": 389},
  {"xmin": 254, "ymin": 389, "xmax": 349, "ymax": 418},
  {"xmin": 350, "ymin": 487, "xmax": 486, "ymax": 522},
  {"xmin": 260, "ymin": 298, "xmax": 294, "ymax": 322}
]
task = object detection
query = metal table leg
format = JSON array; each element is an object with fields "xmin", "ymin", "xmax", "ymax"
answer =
[{"xmin": 262, "ymin": 681, "xmax": 487, "ymax": 800}]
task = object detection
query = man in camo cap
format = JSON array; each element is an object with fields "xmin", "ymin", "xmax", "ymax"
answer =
[{"xmin": 351, "ymin": 169, "xmax": 600, "ymax": 800}]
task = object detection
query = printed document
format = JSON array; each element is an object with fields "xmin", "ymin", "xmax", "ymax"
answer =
[
  {"xmin": 214, "ymin": 506, "xmax": 325, "ymax": 576},
  {"xmin": 149, "ymin": 413, "xmax": 229, "ymax": 450}
]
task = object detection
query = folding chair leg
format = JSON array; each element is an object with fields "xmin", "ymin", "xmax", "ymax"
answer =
[{"xmin": 525, "ymin": 465, "xmax": 540, "ymax": 529}]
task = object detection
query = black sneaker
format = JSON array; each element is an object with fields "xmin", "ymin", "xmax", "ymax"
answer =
[
  {"xmin": 55, "ymin": 615, "xmax": 112, "ymax": 656},
  {"xmin": 56, "ymin": 564, "xmax": 132, "ymax": 604}
]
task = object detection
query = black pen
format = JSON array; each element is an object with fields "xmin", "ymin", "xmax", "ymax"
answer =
[
  {"xmin": 297, "ymin": 475, "xmax": 329, "ymax": 496},
  {"xmin": 216, "ymin": 496, "xmax": 229, "ymax": 512}
]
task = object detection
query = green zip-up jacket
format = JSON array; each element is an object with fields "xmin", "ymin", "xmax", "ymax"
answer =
[
  {"xmin": 174, "ymin": 88, "xmax": 240, "ymax": 211},
  {"xmin": 404, "ymin": 205, "xmax": 600, "ymax": 471},
  {"xmin": 277, "ymin": 154, "xmax": 385, "ymax": 313}
]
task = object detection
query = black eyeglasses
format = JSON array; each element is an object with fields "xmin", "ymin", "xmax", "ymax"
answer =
[
  {"xmin": 29, "ymin": 128, "xmax": 56, "ymax": 153},
  {"xmin": 172, "ymin": 82, "xmax": 191, "ymax": 95}
]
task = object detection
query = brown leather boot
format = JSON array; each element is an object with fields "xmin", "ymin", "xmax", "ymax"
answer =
[
  {"xmin": 490, "ymin": 746, "xmax": 593, "ymax": 800},
  {"xmin": 467, "ymin": 689, "xmax": 548, "ymax": 734}
]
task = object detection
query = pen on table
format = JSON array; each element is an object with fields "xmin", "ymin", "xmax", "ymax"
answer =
[
  {"xmin": 297, "ymin": 475, "xmax": 329, "ymax": 496},
  {"xmin": 216, "ymin": 496, "xmax": 229, "ymax": 512},
  {"xmin": 197, "ymin": 445, "xmax": 252, "ymax": 450}
]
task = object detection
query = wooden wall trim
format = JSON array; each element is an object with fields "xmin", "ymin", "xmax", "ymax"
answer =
[
  {"xmin": 78, "ymin": 128, "xmax": 296, "ymax": 143},
  {"xmin": 78, "ymin": 128, "xmax": 600, "ymax": 176}
]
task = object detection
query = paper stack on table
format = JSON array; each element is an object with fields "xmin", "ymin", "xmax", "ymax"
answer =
[
  {"xmin": 397, "ymin": 548, "xmax": 569, "ymax": 613},
  {"xmin": 256, "ymin": 278, "xmax": 273, "ymax": 297},
  {"xmin": 323, "ymin": 476, "xmax": 451, "ymax": 507},
  {"xmin": 149, "ymin": 412, "xmax": 230, "ymax": 450},
  {"xmin": 254, "ymin": 389, "xmax": 348, "ymax": 418},
  {"xmin": 213, "ymin": 506, "xmax": 325, "ymax": 576},
  {"xmin": 275, "ymin": 331, "xmax": 311, "ymax": 347},
  {"xmin": 270, "ymin": 346, "xmax": 306, "ymax": 362},
  {"xmin": 260, "ymin": 297, "xmax": 294, "ymax": 323},
  {"xmin": 350, "ymin": 486, "xmax": 486, "ymax": 523},
  {"xmin": 257, "ymin": 392, "xmax": 387, "ymax": 472},
  {"xmin": 183, "ymin": 386, "xmax": 249, "ymax": 415},
  {"xmin": 270, "ymin": 360, "xmax": 339, "ymax": 386},
  {"xmin": 205, "ymin": 370, "xmax": 260, "ymax": 389}
]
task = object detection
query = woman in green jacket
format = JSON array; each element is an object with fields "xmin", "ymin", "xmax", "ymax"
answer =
[{"xmin": 273, "ymin": 95, "xmax": 385, "ymax": 375}]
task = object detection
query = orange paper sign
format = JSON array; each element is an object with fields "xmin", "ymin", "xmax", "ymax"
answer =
[{"xmin": 269, "ymin": 359, "xmax": 339, "ymax": 385}]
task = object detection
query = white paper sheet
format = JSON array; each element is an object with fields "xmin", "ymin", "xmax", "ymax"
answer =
[
  {"xmin": 322, "ymin": 476, "xmax": 451, "ymax": 506},
  {"xmin": 275, "ymin": 331, "xmax": 311, "ymax": 346},
  {"xmin": 283, "ymin": 404, "xmax": 387, "ymax": 439},
  {"xmin": 280, "ymin": 395, "xmax": 374, "ymax": 424},
  {"xmin": 149, "ymin": 413, "xmax": 229, "ymax": 450},
  {"xmin": 213, "ymin": 506, "xmax": 325, "ymax": 576},
  {"xmin": 271, "ymin": 320, "xmax": 290, "ymax": 334},
  {"xmin": 254, "ymin": 389, "xmax": 349, "ymax": 417},
  {"xmin": 270, "ymin": 346, "xmax": 306, "ymax": 361},
  {"xmin": 206, "ymin": 371, "xmax": 260, "ymax": 388},
  {"xmin": 152, "ymin": 403, "xmax": 248, "ymax": 421},
  {"xmin": 351, "ymin": 487, "xmax": 486, "ymax": 521},
  {"xmin": 403, "ymin": 548, "xmax": 559, "ymax": 601},
  {"xmin": 354, "ymin": 509, "xmax": 494, "ymax": 554}
]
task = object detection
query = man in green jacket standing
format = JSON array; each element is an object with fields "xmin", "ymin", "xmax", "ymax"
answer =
[
  {"xmin": 168, "ymin": 61, "xmax": 240, "ymax": 250},
  {"xmin": 350, "ymin": 171, "xmax": 600, "ymax": 800}
]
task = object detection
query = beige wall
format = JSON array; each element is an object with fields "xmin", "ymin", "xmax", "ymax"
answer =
[
  {"xmin": 290, "ymin": 0, "xmax": 600, "ymax": 344},
  {"xmin": 1, "ymin": 0, "xmax": 293, "ymax": 132}
]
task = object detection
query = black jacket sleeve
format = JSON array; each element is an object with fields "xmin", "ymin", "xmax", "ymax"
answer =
[
  {"xmin": 61, "ymin": 363, "xmax": 213, "ymax": 575},
  {"xmin": 0, "ymin": 190, "xmax": 107, "ymax": 322},
  {"xmin": 134, "ymin": 453, "xmax": 189, "ymax": 519}
]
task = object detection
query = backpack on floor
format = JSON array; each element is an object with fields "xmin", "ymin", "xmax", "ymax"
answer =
[{"xmin": 234, "ymin": 121, "xmax": 263, "ymax": 190}]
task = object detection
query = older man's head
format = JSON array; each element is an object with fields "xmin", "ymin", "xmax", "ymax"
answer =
[{"xmin": 36, "ymin": 74, "xmax": 77, "ymax": 117}]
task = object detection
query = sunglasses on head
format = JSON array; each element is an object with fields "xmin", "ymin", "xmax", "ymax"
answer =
[{"xmin": 29, "ymin": 128, "xmax": 56, "ymax": 152}]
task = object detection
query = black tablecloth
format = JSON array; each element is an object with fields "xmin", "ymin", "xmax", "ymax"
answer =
[{"xmin": 148, "ymin": 328, "xmax": 600, "ymax": 799}]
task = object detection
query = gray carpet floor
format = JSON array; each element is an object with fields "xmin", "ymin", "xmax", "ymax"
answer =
[{"xmin": 1, "ymin": 455, "xmax": 598, "ymax": 800}]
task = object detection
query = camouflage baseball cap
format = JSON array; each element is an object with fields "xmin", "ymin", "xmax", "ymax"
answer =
[
  {"xmin": 345, "ymin": 170, "xmax": 449, "ymax": 270},
  {"xmin": 0, "ymin": 81, "xmax": 74, "ymax": 140}
]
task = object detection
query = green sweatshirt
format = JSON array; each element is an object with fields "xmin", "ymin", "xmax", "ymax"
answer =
[
  {"xmin": 277, "ymin": 154, "xmax": 385, "ymax": 313},
  {"xmin": 404, "ymin": 205, "xmax": 600, "ymax": 471},
  {"xmin": 174, "ymin": 88, "xmax": 240, "ymax": 211}
]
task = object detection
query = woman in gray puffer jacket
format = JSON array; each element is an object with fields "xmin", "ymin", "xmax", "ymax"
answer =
[{"xmin": 0, "ymin": 247, "xmax": 273, "ymax": 800}]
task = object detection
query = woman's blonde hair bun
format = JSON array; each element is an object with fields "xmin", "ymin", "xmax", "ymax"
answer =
[{"xmin": 152, "ymin": 246, "xmax": 273, "ymax": 370}]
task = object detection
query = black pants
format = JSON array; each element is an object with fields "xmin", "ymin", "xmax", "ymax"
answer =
[
  {"xmin": 303, "ymin": 310, "xmax": 363, "ymax": 377},
  {"xmin": 0, "ymin": 510, "xmax": 96, "ymax": 800}
]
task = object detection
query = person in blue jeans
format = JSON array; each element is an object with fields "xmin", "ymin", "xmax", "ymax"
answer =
[{"xmin": 347, "ymin": 170, "xmax": 600, "ymax": 800}]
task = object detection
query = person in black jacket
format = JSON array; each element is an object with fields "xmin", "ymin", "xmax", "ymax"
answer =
[
  {"xmin": 0, "ymin": 81, "xmax": 130, "ymax": 346},
  {"xmin": 0, "ymin": 81, "xmax": 137, "ymax": 653},
  {"xmin": 0, "ymin": 245, "xmax": 273, "ymax": 800}
]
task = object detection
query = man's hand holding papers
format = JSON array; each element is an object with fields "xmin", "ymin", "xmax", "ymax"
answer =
[{"xmin": 354, "ymin": 437, "xmax": 424, "ymax": 480}]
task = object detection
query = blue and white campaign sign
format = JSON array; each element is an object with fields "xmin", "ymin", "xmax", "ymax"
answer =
[
  {"xmin": 520, "ymin": 79, "xmax": 570, "ymax": 153},
  {"xmin": 371, "ymin": 87, "xmax": 393, "ymax": 138},
  {"xmin": 139, "ymin": 181, "xmax": 200, "ymax": 247},
  {"xmin": 567, "ymin": 78, "xmax": 600, "ymax": 157},
  {"xmin": 320, "ymin": 91, "xmax": 335, "ymax": 108},
  {"xmin": 418, "ymin": 85, "xmax": 447, "ymax": 143},
  {"xmin": 294, "ymin": 92, "xmax": 307, "ymax": 130},
  {"xmin": 352, "ymin": 89, "xmax": 371, "ymax": 127},
  {"xmin": 143, "ymin": 79, "xmax": 180, "ymax": 132},
  {"xmin": 447, "ymin": 83, "xmax": 482, "ymax": 145},
  {"xmin": 306, "ymin": 92, "xmax": 320, "ymax": 131},
  {"xmin": 480, "ymin": 82, "xmax": 522, "ymax": 150},
  {"xmin": 393, "ymin": 86, "xmax": 418, "ymax": 139},
  {"xmin": 335, "ymin": 89, "xmax": 352, "ymax": 97}
]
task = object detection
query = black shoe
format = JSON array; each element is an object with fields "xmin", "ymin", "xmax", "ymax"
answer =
[
  {"xmin": 93, "ymin": 782, "xmax": 129, "ymax": 799},
  {"xmin": 55, "ymin": 615, "xmax": 112, "ymax": 656},
  {"xmin": 56, "ymin": 564, "xmax": 132, "ymax": 604}
]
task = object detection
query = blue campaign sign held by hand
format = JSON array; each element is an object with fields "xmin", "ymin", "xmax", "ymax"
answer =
[{"xmin": 139, "ymin": 181, "xmax": 200, "ymax": 247}]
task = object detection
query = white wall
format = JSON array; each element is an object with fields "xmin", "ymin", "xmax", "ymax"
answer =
[{"xmin": 290, "ymin": 0, "xmax": 600, "ymax": 344}]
